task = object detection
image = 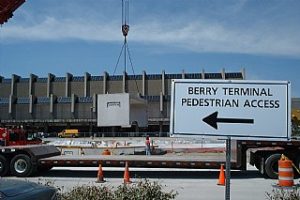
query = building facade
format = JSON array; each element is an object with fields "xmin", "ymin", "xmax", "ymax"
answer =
[{"xmin": 0, "ymin": 69, "xmax": 245, "ymax": 135}]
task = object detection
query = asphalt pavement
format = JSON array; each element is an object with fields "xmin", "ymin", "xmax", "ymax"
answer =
[{"xmin": 4, "ymin": 165, "xmax": 294, "ymax": 200}]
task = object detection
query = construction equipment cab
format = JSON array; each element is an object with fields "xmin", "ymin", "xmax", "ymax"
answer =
[
  {"xmin": 0, "ymin": 127, "xmax": 42, "ymax": 146},
  {"xmin": 58, "ymin": 129, "xmax": 79, "ymax": 138}
]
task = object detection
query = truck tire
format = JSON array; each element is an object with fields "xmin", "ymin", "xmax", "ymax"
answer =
[
  {"xmin": 10, "ymin": 154, "xmax": 36, "ymax": 177},
  {"xmin": 0, "ymin": 155, "xmax": 9, "ymax": 176},
  {"xmin": 264, "ymin": 154, "xmax": 281, "ymax": 179}
]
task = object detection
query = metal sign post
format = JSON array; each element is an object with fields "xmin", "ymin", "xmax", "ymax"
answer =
[
  {"xmin": 225, "ymin": 137, "xmax": 231, "ymax": 200},
  {"xmin": 168, "ymin": 79, "xmax": 292, "ymax": 200}
]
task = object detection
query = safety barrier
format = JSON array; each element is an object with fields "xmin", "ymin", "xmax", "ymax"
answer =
[{"xmin": 278, "ymin": 155, "xmax": 294, "ymax": 187}]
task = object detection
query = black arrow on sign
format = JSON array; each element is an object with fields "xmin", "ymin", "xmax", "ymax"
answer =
[{"xmin": 202, "ymin": 111, "xmax": 254, "ymax": 130}]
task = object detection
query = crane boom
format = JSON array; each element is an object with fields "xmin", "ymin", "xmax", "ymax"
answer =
[{"xmin": 0, "ymin": 0, "xmax": 25, "ymax": 25}]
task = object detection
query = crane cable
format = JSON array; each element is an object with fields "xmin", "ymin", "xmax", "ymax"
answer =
[{"xmin": 112, "ymin": 0, "xmax": 140, "ymax": 94}]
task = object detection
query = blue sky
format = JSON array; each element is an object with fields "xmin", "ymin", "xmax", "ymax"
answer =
[{"xmin": 0, "ymin": 0, "xmax": 300, "ymax": 96}]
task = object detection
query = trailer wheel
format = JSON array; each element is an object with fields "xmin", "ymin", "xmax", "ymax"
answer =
[
  {"xmin": 264, "ymin": 154, "xmax": 281, "ymax": 179},
  {"xmin": 10, "ymin": 154, "xmax": 35, "ymax": 177},
  {"xmin": 0, "ymin": 155, "xmax": 9, "ymax": 176}
]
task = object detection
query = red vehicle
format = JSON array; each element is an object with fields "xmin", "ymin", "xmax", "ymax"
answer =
[
  {"xmin": 0, "ymin": 127, "xmax": 42, "ymax": 146},
  {"xmin": 0, "ymin": 127, "xmax": 60, "ymax": 177}
]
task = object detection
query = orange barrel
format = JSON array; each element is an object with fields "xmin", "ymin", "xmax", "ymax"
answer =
[{"xmin": 278, "ymin": 158, "xmax": 294, "ymax": 187}]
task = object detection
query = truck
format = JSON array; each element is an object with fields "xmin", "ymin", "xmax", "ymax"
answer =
[
  {"xmin": 0, "ymin": 127, "xmax": 61, "ymax": 177},
  {"xmin": 2, "ymin": 136, "xmax": 300, "ymax": 179},
  {"xmin": 35, "ymin": 139, "xmax": 300, "ymax": 179},
  {"xmin": 0, "ymin": 127, "xmax": 42, "ymax": 146},
  {"xmin": 58, "ymin": 129, "xmax": 79, "ymax": 138}
]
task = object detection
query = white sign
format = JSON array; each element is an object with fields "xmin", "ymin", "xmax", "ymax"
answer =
[{"xmin": 170, "ymin": 79, "xmax": 291, "ymax": 138}]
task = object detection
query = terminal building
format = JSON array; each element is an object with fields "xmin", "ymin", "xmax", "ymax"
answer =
[{"xmin": 0, "ymin": 69, "xmax": 247, "ymax": 135}]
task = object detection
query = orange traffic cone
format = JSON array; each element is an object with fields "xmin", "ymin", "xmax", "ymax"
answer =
[
  {"xmin": 123, "ymin": 161, "xmax": 131, "ymax": 184},
  {"xmin": 96, "ymin": 164, "xmax": 106, "ymax": 183},
  {"xmin": 217, "ymin": 164, "xmax": 225, "ymax": 186}
]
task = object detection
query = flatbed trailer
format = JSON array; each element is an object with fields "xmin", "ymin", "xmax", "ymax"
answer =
[
  {"xmin": 2, "ymin": 139, "xmax": 300, "ymax": 178},
  {"xmin": 41, "ymin": 139, "xmax": 300, "ymax": 179},
  {"xmin": 40, "ymin": 154, "xmax": 227, "ymax": 169}
]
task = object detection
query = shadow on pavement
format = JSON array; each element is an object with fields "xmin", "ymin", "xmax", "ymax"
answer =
[{"xmin": 40, "ymin": 169, "xmax": 263, "ymax": 179}]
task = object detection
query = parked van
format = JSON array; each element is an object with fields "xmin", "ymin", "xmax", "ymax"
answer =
[{"xmin": 58, "ymin": 129, "xmax": 79, "ymax": 138}]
